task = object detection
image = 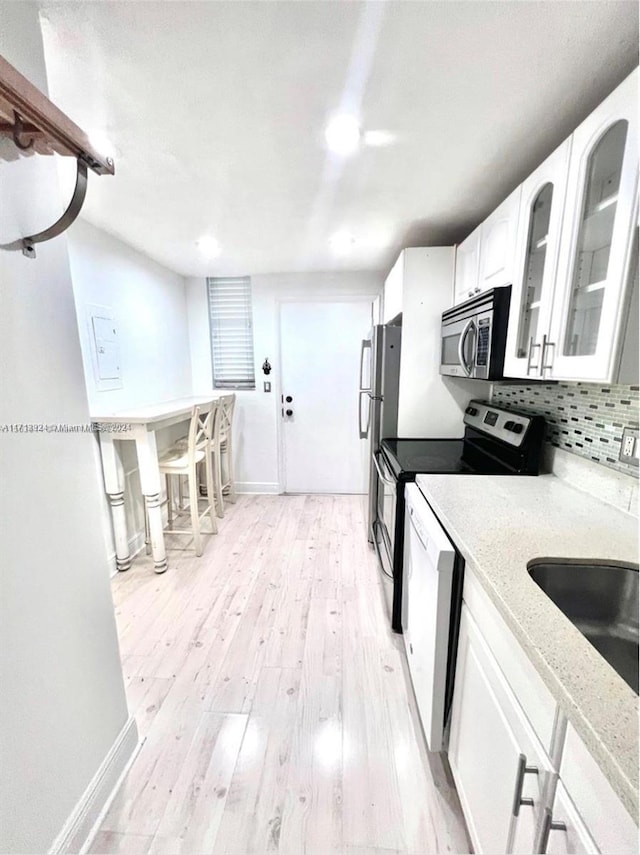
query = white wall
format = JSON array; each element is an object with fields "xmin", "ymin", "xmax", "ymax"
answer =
[
  {"xmin": 187, "ymin": 271, "xmax": 382, "ymax": 491},
  {"xmin": 68, "ymin": 219, "xmax": 192, "ymax": 413},
  {"xmin": 0, "ymin": 6, "xmax": 135, "ymax": 852},
  {"xmin": 67, "ymin": 220, "xmax": 194, "ymax": 559}
]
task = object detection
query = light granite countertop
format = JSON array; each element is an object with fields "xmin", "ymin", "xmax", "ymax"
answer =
[{"xmin": 415, "ymin": 472, "xmax": 639, "ymax": 821}]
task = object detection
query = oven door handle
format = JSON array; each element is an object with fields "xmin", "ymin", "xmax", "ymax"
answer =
[
  {"xmin": 457, "ymin": 318, "xmax": 475, "ymax": 377},
  {"xmin": 372, "ymin": 451, "xmax": 395, "ymax": 487}
]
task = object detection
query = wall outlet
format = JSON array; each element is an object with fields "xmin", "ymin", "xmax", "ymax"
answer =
[{"xmin": 619, "ymin": 428, "xmax": 639, "ymax": 467}]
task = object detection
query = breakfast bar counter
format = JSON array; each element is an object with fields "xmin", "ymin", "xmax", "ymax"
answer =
[{"xmin": 92, "ymin": 396, "xmax": 216, "ymax": 573}]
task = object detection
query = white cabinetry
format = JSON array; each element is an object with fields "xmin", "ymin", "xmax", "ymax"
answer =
[
  {"xmin": 478, "ymin": 187, "xmax": 521, "ymax": 291},
  {"xmin": 504, "ymin": 140, "xmax": 572, "ymax": 378},
  {"xmin": 540, "ymin": 782, "xmax": 598, "ymax": 855},
  {"xmin": 503, "ymin": 69, "xmax": 638, "ymax": 381},
  {"xmin": 453, "ymin": 189, "xmax": 520, "ymax": 306},
  {"xmin": 449, "ymin": 605, "xmax": 553, "ymax": 855},
  {"xmin": 447, "ymin": 566, "xmax": 638, "ymax": 855},
  {"xmin": 383, "ymin": 247, "xmax": 468, "ymax": 437},
  {"xmin": 548, "ymin": 70, "xmax": 638, "ymax": 381},
  {"xmin": 382, "ymin": 252, "xmax": 404, "ymax": 322},
  {"xmin": 454, "ymin": 226, "xmax": 481, "ymax": 303}
]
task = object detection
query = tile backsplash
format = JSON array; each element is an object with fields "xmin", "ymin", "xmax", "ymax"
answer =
[{"xmin": 491, "ymin": 382, "xmax": 640, "ymax": 476}]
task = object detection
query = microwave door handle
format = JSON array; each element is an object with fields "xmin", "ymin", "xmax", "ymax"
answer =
[
  {"xmin": 457, "ymin": 319, "xmax": 475, "ymax": 377},
  {"xmin": 358, "ymin": 390, "xmax": 370, "ymax": 439},
  {"xmin": 359, "ymin": 339, "xmax": 372, "ymax": 391}
]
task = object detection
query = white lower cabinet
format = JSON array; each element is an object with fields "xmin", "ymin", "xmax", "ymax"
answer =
[
  {"xmin": 541, "ymin": 782, "xmax": 598, "ymax": 855},
  {"xmin": 449, "ymin": 605, "xmax": 553, "ymax": 854},
  {"xmin": 447, "ymin": 571, "xmax": 639, "ymax": 855}
]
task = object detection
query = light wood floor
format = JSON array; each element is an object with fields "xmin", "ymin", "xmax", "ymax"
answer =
[{"xmin": 91, "ymin": 494, "xmax": 471, "ymax": 855}]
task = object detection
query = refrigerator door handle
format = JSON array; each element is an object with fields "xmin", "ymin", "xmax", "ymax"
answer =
[
  {"xmin": 358, "ymin": 390, "xmax": 370, "ymax": 439},
  {"xmin": 359, "ymin": 338, "xmax": 372, "ymax": 391}
]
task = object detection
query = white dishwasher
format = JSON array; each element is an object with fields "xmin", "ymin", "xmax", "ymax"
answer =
[{"xmin": 402, "ymin": 482, "xmax": 459, "ymax": 752}]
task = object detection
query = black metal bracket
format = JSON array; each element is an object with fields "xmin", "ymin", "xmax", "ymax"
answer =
[
  {"xmin": 0, "ymin": 157, "xmax": 88, "ymax": 258},
  {"xmin": 12, "ymin": 110, "xmax": 35, "ymax": 151}
]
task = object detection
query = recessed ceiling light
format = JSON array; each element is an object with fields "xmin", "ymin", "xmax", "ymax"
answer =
[
  {"xmin": 197, "ymin": 235, "xmax": 220, "ymax": 258},
  {"xmin": 363, "ymin": 129, "xmax": 396, "ymax": 148},
  {"xmin": 325, "ymin": 115, "xmax": 361, "ymax": 156},
  {"xmin": 330, "ymin": 231, "xmax": 355, "ymax": 254}
]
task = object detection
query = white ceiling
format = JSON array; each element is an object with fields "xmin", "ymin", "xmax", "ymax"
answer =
[{"xmin": 36, "ymin": 0, "xmax": 638, "ymax": 279}]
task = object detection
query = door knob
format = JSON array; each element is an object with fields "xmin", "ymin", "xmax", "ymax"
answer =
[
  {"xmin": 285, "ymin": 395, "xmax": 293, "ymax": 403},
  {"xmin": 285, "ymin": 409, "xmax": 293, "ymax": 417}
]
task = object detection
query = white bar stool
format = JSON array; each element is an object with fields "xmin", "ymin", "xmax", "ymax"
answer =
[
  {"xmin": 212, "ymin": 393, "xmax": 237, "ymax": 518},
  {"xmin": 154, "ymin": 403, "xmax": 218, "ymax": 556}
]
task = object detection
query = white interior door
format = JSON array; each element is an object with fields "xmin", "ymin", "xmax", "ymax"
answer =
[{"xmin": 280, "ymin": 300, "xmax": 372, "ymax": 493}]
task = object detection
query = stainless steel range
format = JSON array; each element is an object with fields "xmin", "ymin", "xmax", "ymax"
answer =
[{"xmin": 372, "ymin": 400, "xmax": 546, "ymax": 632}]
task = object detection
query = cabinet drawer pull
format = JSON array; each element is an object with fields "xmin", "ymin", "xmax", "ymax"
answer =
[
  {"xmin": 512, "ymin": 752, "xmax": 539, "ymax": 818},
  {"xmin": 539, "ymin": 806, "xmax": 567, "ymax": 853},
  {"xmin": 541, "ymin": 334, "xmax": 555, "ymax": 374},
  {"xmin": 526, "ymin": 338, "xmax": 542, "ymax": 375}
]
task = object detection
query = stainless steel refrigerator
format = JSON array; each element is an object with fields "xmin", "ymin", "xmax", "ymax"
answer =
[{"xmin": 358, "ymin": 324, "xmax": 401, "ymax": 542}]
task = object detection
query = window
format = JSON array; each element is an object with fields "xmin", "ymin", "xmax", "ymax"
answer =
[{"xmin": 207, "ymin": 276, "xmax": 256, "ymax": 389}]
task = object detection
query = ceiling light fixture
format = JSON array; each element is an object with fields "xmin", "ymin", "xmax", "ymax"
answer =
[
  {"xmin": 325, "ymin": 115, "xmax": 361, "ymax": 156},
  {"xmin": 329, "ymin": 231, "xmax": 355, "ymax": 255},
  {"xmin": 196, "ymin": 235, "xmax": 220, "ymax": 258}
]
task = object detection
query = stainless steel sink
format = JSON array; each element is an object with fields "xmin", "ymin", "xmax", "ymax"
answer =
[{"xmin": 528, "ymin": 560, "xmax": 639, "ymax": 694}]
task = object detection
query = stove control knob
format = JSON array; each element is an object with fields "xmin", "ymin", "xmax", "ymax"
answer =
[
  {"xmin": 511, "ymin": 423, "xmax": 524, "ymax": 434},
  {"xmin": 465, "ymin": 406, "xmax": 478, "ymax": 416},
  {"xmin": 504, "ymin": 420, "xmax": 515, "ymax": 431}
]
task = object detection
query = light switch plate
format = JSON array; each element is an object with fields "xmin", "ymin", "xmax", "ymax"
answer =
[
  {"xmin": 264, "ymin": 381, "xmax": 271, "ymax": 393},
  {"xmin": 619, "ymin": 428, "xmax": 639, "ymax": 467}
]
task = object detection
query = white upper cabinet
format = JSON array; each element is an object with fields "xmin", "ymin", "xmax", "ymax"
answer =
[
  {"xmin": 503, "ymin": 140, "xmax": 572, "ymax": 378},
  {"xmin": 454, "ymin": 189, "xmax": 520, "ymax": 306},
  {"xmin": 382, "ymin": 251, "xmax": 404, "ymax": 322},
  {"xmin": 453, "ymin": 225, "xmax": 481, "ymax": 304},
  {"xmin": 548, "ymin": 71, "xmax": 638, "ymax": 381},
  {"xmin": 478, "ymin": 186, "xmax": 521, "ymax": 291}
]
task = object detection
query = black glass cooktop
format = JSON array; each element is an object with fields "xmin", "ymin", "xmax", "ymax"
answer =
[{"xmin": 380, "ymin": 437, "xmax": 512, "ymax": 480}]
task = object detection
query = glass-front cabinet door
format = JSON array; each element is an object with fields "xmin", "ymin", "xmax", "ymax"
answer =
[
  {"xmin": 504, "ymin": 140, "xmax": 571, "ymax": 378},
  {"xmin": 549, "ymin": 70, "xmax": 638, "ymax": 381}
]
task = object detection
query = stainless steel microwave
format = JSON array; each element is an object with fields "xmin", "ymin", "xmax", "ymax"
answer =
[{"xmin": 440, "ymin": 286, "xmax": 512, "ymax": 380}]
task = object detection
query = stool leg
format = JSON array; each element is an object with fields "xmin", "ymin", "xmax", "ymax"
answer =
[
  {"xmin": 178, "ymin": 475, "xmax": 184, "ymax": 510},
  {"xmin": 213, "ymin": 448, "xmax": 225, "ymax": 519},
  {"xmin": 205, "ymin": 450, "xmax": 218, "ymax": 533},
  {"xmin": 188, "ymin": 464, "xmax": 202, "ymax": 556},
  {"xmin": 226, "ymin": 435, "xmax": 237, "ymax": 503}
]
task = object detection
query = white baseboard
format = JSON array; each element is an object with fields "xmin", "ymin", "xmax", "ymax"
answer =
[
  {"xmin": 48, "ymin": 716, "xmax": 140, "ymax": 855},
  {"xmin": 235, "ymin": 481, "xmax": 281, "ymax": 494}
]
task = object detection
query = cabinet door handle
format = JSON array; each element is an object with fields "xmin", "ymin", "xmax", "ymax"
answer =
[
  {"xmin": 541, "ymin": 334, "xmax": 555, "ymax": 375},
  {"xmin": 526, "ymin": 338, "xmax": 541, "ymax": 375},
  {"xmin": 512, "ymin": 753, "xmax": 539, "ymax": 818},
  {"xmin": 538, "ymin": 807, "xmax": 567, "ymax": 853},
  {"xmin": 474, "ymin": 286, "xmax": 481, "ymax": 294}
]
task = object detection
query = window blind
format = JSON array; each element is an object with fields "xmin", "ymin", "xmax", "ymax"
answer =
[{"xmin": 207, "ymin": 276, "xmax": 256, "ymax": 389}]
